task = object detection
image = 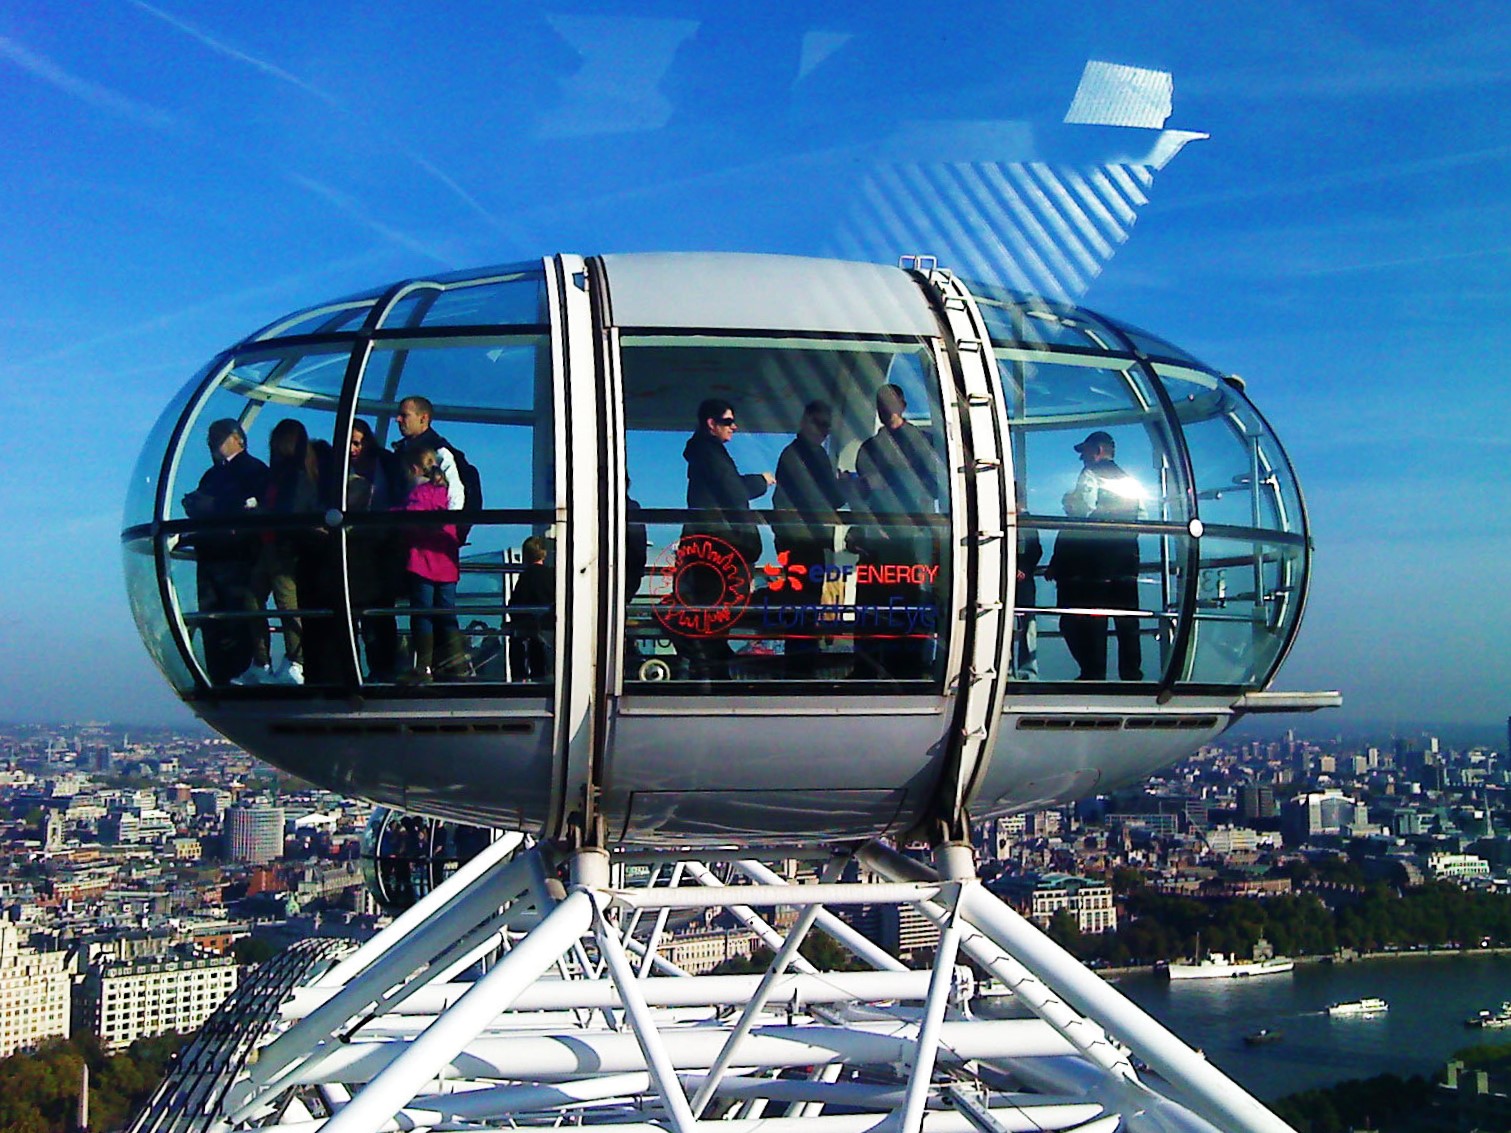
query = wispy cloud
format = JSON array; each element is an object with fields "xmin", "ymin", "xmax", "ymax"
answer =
[
  {"xmin": 1162, "ymin": 144, "xmax": 1511, "ymax": 213},
  {"xmin": 126, "ymin": 0, "xmax": 340, "ymax": 109},
  {"xmin": 286, "ymin": 175, "xmax": 454, "ymax": 266},
  {"xmin": 0, "ymin": 34, "xmax": 179, "ymax": 132},
  {"xmin": 0, "ymin": 253, "xmax": 387, "ymax": 378},
  {"xmin": 1285, "ymin": 242, "xmax": 1511, "ymax": 279},
  {"xmin": 126, "ymin": 1, "xmax": 524, "ymax": 243}
]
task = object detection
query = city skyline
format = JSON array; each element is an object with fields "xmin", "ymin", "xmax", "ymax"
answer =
[{"xmin": 2, "ymin": 1, "xmax": 1508, "ymax": 726}]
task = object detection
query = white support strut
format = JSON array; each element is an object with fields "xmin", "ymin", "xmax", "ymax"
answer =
[{"xmin": 126, "ymin": 841, "xmax": 1297, "ymax": 1133}]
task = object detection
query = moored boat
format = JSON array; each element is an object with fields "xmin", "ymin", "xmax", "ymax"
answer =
[
  {"xmin": 1164, "ymin": 952, "xmax": 1295, "ymax": 981},
  {"xmin": 1466, "ymin": 1002, "xmax": 1511, "ymax": 1028},
  {"xmin": 1243, "ymin": 1027, "xmax": 1284, "ymax": 1045}
]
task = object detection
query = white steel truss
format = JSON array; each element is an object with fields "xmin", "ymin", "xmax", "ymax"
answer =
[{"xmin": 128, "ymin": 839, "xmax": 1297, "ymax": 1133}]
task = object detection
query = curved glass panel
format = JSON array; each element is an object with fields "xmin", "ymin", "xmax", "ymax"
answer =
[
  {"xmin": 165, "ymin": 346, "xmax": 354, "ymax": 689},
  {"xmin": 124, "ymin": 363, "xmax": 214, "ymax": 532},
  {"xmin": 248, "ymin": 291, "xmax": 383, "ymax": 341},
  {"xmin": 122, "ymin": 536, "xmax": 195, "ymax": 693},
  {"xmin": 1003, "ymin": 355, "xmax": 1188, "ymax": 527},
  {"xmin": 350, "ymin": 335, "xmax": 556, "ymax": 688},
  {"xmin": 977, "ymin": 290, "xmax": 1199, "ymax": 686},
  {"xmin": 621, "ymin": 334, "xmax": 951, "ymax": 685},
  {"xmin": 1184, "ymin": 535, "xmax": 1304, "ymax": 685},
  {"xmin": 968, "ymin": 286, "xmax": 1123, "ymax": 353},
  {"xmin": 1156, "ymin": 363, "xmax": 1304, "ymax": 534},
  {"xmin": 377, "ymin": 270, "xmax": 547, "ymax": 329},
  {"xmin": 1104, "ymin": 317, "xmax": 1211, "ymax": 368}
]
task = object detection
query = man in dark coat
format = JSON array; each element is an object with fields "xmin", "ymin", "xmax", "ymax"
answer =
[
  {"xmin": 772, "ymin": 400, "xmax": 848, "ymax": 672},
  {"xmin": 676, "ymin": 398, "xmax": 773, "ymax": 680},
  {"xmin": 181, "ymin": 419, "xmax": 269, "ymax": 684},
  {"xmin": 851, "ymin": 384, "xmax": 945, "ymax": 680}
]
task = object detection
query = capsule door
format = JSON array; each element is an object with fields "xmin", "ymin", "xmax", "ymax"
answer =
[{"xmin": 590, "ymin": 254, "xmax": 968, "ymax": 846}]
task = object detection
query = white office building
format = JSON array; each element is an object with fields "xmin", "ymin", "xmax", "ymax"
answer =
[
  {"xmin": 78, "ymin": 952, "xmax": 238, "ymax": 1051},
  {"xmin": 0, "ymin": 922, "xmax": 71, "ymax": 1057}
]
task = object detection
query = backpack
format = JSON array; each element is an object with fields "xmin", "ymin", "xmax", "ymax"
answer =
[{"xmin": 427, "ymin": 430, "xmax": 484, "ymax": 546}]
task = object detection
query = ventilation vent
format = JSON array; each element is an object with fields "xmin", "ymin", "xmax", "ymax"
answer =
[
  {"xmin": 1016, "ymin": 715, "xmax": 1219, "ymax": 732},
  {"xmin": 271, "ymin": 719, "xmax": 533, "ymax": 737}
]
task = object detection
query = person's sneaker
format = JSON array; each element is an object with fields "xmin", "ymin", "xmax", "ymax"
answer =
[{"xmin": 231, "ymin": 664, "xmax": 272, "ymax": 686}]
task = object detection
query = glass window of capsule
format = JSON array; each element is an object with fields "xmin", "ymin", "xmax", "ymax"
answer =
[
  {"xmin": 974, "ymin": 286, "xmax": 1307, "ymax": 688},
  {"xmin": 123, "ymin": 261, "xmax": 1308, "ymax": 698}
]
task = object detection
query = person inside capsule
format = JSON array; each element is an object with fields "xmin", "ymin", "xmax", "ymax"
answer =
[
  {"xmin": 772, "ymin": 399, "xmax": 847, "ymax": 676},
  {"xmin": 239, "ymin": 418, "xmax": 323, "ymax": 687},
  {"xmin": 1048, "ymin": 430, "xmax": 1146, "ymax": 681},
  {"xmin": 347, "ymin": 419, "xmax": 403, "ymax": 683},
  {"xmin": 181, "ymin": 419, "xmax": 268, "ymax": 686},
  {"xmin": 850, "ymin": 383, "xmax": 946, "ymax": 680},
  {"xmin": 396, "ymin": 444, "xmax": 463, "ymax": 683},
  {"xmin": 677, "ymin": 397, "xmax": 774, "ymax": 681},
  {"xmin": 507, "ymin": 535, "xmax": 554, "ymax": 681}
]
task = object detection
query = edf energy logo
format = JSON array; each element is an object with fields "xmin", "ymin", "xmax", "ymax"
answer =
[{"xmin": 653, "ymin": 535, "xmax": 752, "ymax": 637}]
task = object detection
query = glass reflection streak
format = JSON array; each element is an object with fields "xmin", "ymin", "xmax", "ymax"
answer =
[{"xmin": 122, "ymin": 253, "xmax": 1316, "ymax": 848}]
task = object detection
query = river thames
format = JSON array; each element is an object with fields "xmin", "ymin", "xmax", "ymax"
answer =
[{"xmin": 1112, "ymin": 953, "xmax": 1511, "ymax": 1100}]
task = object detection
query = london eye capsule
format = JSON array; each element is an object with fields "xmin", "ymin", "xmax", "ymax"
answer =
[{"xmin": 122, "ymin": 252, "xmax": 1331, "ymax": 848}]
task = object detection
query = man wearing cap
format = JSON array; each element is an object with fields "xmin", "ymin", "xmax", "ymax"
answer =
[
  {"xmin": 1047, "ymin": 430, "xmax": 1145, "ymax": 681},
  {"xmin": 181, "ymin": 419, "xmax": 270, "ymax": 685}
]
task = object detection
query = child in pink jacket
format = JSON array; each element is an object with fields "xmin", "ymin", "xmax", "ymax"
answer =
[{"xmin": 398, "ymin": 445, "xmax": 461, "ymax": 681}]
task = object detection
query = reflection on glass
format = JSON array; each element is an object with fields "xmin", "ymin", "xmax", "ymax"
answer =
[
  {"xmin": 628, "ymin": 518, "xmax": 949, "ymax": 683},
  {"xmin": 621, "ymin": 335, "xmax": 950, "ymax": 685}
]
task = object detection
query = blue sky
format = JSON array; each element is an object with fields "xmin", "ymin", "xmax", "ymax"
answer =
[{"xmin": 1, "ymin": 1, "xmax": 1507, "ymax": 733}]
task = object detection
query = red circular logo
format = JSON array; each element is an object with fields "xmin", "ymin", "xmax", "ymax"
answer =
[{"xmin": 652, "ymin": 534, "xmax": 752, "ymax": 637}]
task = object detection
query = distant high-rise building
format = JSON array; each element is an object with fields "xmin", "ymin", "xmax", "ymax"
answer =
[
  {"xmin": 1238, "ymin": 784, "xmax": 1277, "ymax": 819},
  {"xmin": 1282, "ymin": 790, "xmax": 1369, "ymax": 841},
  {"xmin": 225, "ymin": 802, "xmax": 285, "ymax": 864}
]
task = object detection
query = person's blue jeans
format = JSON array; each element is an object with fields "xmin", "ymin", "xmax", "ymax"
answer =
[{"xmin": 408, "ymin": 575, "xmax": 458, "ymax": 640}]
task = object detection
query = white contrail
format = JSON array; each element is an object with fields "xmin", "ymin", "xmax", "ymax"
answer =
[
  {"xmin": 0, "ymin": 34, "xmax": 179, "ymax": 132},
  {"xmin": 287, "ymin": 174, "xmax": 455, "ymax": 266},
  {"xmin": 126, "ymin": 0, "xmax": 341, "ymax": 108},
  {"xmin": 126, "ymin": 0, "xmax": 521, "ymax": 240}
]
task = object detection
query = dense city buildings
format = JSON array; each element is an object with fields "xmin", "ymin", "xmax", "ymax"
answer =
[
  {"xmin": 0, "ymin": 716, "xmax": 1506, "ymax": 1066},
  {"xmin": 0, "ymin": 722, "xmax": 377, "ymax": 1058}
]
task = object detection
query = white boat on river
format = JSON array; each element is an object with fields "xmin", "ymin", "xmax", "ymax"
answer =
[{"xmin": 1165, "ymin": 952, "xmax": 1296, "ymax": 980}]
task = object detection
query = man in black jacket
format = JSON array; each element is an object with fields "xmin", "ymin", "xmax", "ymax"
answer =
[
  {"xmin": 676, "ymin": 398, "xmax": 773, "ymax": 680},
  {"xmin": 772, "ymin": 400, "xmax": 847, "ymax": 673},
  {"xmin": 181, "ymin": 419, "xmax": 269, "ymax": 685}
]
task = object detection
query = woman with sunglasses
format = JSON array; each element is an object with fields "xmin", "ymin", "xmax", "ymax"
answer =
[{"xmin": 677, "ymin": 397, "xmax": 774, "ymax": 679}]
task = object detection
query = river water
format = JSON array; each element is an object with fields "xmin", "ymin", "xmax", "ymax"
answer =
[{"xmin": 1111, "ymin": 953, "xmax": 1511, "ymax": 1101}]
